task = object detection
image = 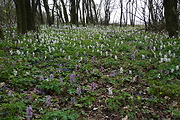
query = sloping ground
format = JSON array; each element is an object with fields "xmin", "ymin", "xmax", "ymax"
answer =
[{"xmin": 0, "ymin": 25, "xmax": 179, "ymax": 120}]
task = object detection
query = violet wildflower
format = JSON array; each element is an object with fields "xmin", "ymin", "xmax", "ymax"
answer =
[
  {"xmin": 26, "ymin": 105, "xmax": 33, "ymax": 120},
  {"xmin": 131, "ymin": 54, "xmax": 135, "ymax": 60},
  {"xmin": 59, "ymin": 77, "xmax": 63, "ymax": 83},
  {"xmin": 77, "ymin": 87, "xmax": 81, "ymax": 96},
  {"xmin": 71, "ymin": 97, "xmax": 75, "ymax": 105},
  {"xmin": 99, "ymin": 67, "xmax": 104, "ymax": 72},
  {"xmin": 110, "ymin": 70, "xmax": 116, "ymax": 76},
  {"xmin": 76, "ymin": 52, "xmax": 79, "ymax": 56},
  {"xmin": 50, "ymin": 74, "xmax": 54, "ymax": 81},
  {"xmin": 165, "ymin": 70, "xmax": 169, "ymax": 75},
  {"xmin": 46, "ymin": 95, "xmax": 51, "ymax": 106},
  {"xmin": 159, "ymin": 69, "xmax": 163, "ymax": 73},
  {"xmin": 90, "ymin": 82, "xmax": 95, "ymax": 92},
  {"xmin": 70, "ymin": 73, "xmax": 76, "ymax": 84},
  {"xmin": 39, "ymin": 76, "xmax": 44, "ymax": 80},
  {"xmin": 85, "ymin": 70, "xmax": 89, "ymax": 74},
  {"xmin": 91, "ymin": 57, "xmax": 95, "ymax": 63}
]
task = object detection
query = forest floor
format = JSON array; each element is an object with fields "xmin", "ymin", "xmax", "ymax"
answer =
[{"xmin": 0, "ymin": 25, "xmax": 180, "ymax": 120}]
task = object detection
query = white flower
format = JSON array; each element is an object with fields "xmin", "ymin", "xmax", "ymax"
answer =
[
  {"xmin": 14, "ymin": 69, "xmax": 17, "ymax": 76},
  {"xmin": 159, "ymin": 58, "xmax": 164, "ymax": 63},
  {"xmin": 17, "ymin": 50, "xmax": 21, "ymax": 55},
  {"xmin": 10, "ymin": 50, "xmax": 13, "ymax": 55},
  {"xmin": 129, "ymin": 70, "xmax": 132, "ymax": 74},
  {"xmin": 142, "ymin": 54, "xmax": 145, "ymax": 59},
  {"xmin": 176, "ymin": 65, "xmax": 179, "ymax": 70},
  {"xmin": 171, "ymin": 69, "xmax": 174, "ymax": 73},
  {"xmin": 166, "ymin": 58, "xmax": 171, "ymax": 62},
  {"xmin": 164, "ymin": 55, "xmax": 167, "ymax": 58},
  {"xmin": 106, "ymin": 51, "xmax": 108, "ymax": 56},
  {"xmin": 120, "ymin": 67, "xmax": 123, "ymax": 74},
  {"xmin": 115, "ymin": 55, "xmax": 118, "ymax": 60},
  {"xmin": 107, "ymin": 87, "xmax": 113, "ymax": 95}
]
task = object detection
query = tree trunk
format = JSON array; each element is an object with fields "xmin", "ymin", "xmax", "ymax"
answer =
[
  {"xmin": 164, "ymin": 0, "xmax": 178, "ymax": 37},
  {"xmin": 119, "ymin": 0, "xmax": 123, "ymax": 27},
  {"xmin": 43, "ymin": 0, "xmax": 53, "ymax": 26},
  {"xmin": 0, "ymin": 26, "xmax": 4, "ymax": 40},
  {"xmin": 70, "ymin": 0, "xmax": 78, "ymax": 25},
  {"xmin": 13, "ymin": 0, "xmax": 36, "ymax": 34},
  {"xmin": 37, "ymin": 0, "xmax": 44, "ymax": 24},
  {"xmin": 60, "ymin": 0, "xmax": 69, "ymax": 23},
  {"xmin": 92, "ymin": 0, "xmax": 98, "ymax": 24},
  {"xmin": 82, "ymin": 0, "xmax": 86, "ymax": 26}
]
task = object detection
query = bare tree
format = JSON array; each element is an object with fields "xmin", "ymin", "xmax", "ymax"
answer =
[
  {"xmin": 37, "ymin": 0, "xmax": 44, "ymax": 24},
  {"xmin": 164, "ymin": 0, "xmax": 178, "ymax": 37},
  {"xmin": 43, "ymin": 0, "xmax": 53, "ymax": 26},
  {"xmin": 13, "ymin": 0, "xmax": 36, "ymax": 34},
  {"xmin": 60, "ymin": 0, "xmax": 69, "ymax": 23},
  {"xmin": 104, "ymin": 0, "xmax": 111, "ymax": 25},
  {"xmin": 0, "ymin": 26, "xmax": 4, "ymax": 40}
]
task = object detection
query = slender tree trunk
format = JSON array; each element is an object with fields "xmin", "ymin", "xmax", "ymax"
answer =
[
  {"xmin": 119, "ymin": 0, "xmax": 123, "ymax": 27},
  {"xmin": 70, "ymin": 0, "xmax": 78, "ymax": 25},
  {"xmin": 37, "ymin": 0, "xmax": 44, "ymax": 24},
  {"xmin": 43, "ymin": 0, "xmax": 53, "ymax": 26},
  {"xmin": 149, "ymin": 0, "xmax": 157, "ymax": 28},
  {"xmin": 89, "ymin": 0, "xmax": 94, "ymax": 24},
  {"xmin": 85, "ymin": 0, "xmax": 90, "ymax": 24},
  {"xmin": 60, "ymin": 0, "xmax": 69, "ymax": 23},
  {"xmin": 164, "ymin": 0, "xmax": 178, "ymax": 37},
  {"xmin": 0, "ymin": 26, "xmax": 4, "ymax": 40},
  {"xmin": 82, "ymin": 0, "xmax": 86, "ymax": 26},
  {"xmin": 92, "ymin": 0, "xmax": 98, "ymax": 24}
]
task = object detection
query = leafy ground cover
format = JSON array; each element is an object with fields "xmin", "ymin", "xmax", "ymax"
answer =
[{"xmin": 0, "ymin": 25, "xmax": 180, "ymax": 120}]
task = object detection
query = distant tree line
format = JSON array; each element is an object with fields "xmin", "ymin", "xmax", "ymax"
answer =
[{"xmin": 0, "ymin": 0, "xmax": 179, "ymax": 38}]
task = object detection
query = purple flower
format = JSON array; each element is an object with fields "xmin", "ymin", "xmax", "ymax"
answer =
[
  {"xmin": 70, "ymin": 73, "xmax": 76, "ymax": 84},
  {"xmin": 50, "ymin": 74, "xmax": 54, "ymax": 81},
  {"xmin": 91, "ymin": 57, "xmax": 95, "ymax": 63},
  {"xmin": 46, "ymin": 95, "xmax": 51, "ymax": 106},
  {"xmin": 110, "ymin": 70, "xmax": 117, "ymax": 76},
  {"xmin": 71, "ymin": 97, "xmax": 75, "ymax": 105},
  {"xmin": 159, "ymin": 70, "xmax": 163, "ymax": 73},
  {"xmin": 165, "ymin": 70, "xmax": 169, "ymax": 75},
  {"xmin": 26, "ymin": 105, "xmax": 33, "ymax": 120},
  {"xmin": 77, "ymin": 87, "xmax": 81, "ymax": 96},
  {"xmin": 131, "ymin": 54, "xmax": 136, "ymax": 60},
  {"xmin": 90, "ymin": 82, "xmax": 95, "ymax": 92},
  {"xmin": 33, "ymin": 88, "xmax": 40, "ymax": 93},
  {"xmin": 39, "ymin": 76, "xmax": 44, "ymax": 80},
  {"xmin": 59, "ymin": 77, "xmax": 63, "ymax": 83},
  {"xmin": 99, "ymin": 67, "xmax": 104, "ymax": 72}
]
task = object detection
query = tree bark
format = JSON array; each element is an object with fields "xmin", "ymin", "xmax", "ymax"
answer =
[
  {"xmin": 0, "ymin": 26, "xmax": 4, "ymax": 40},
  {"xmin": 70, "ymin": 0, "xmax": 78, "ymax": 25},
  {"xmin": 43, "ymin": 0, "xmax": 53, "ymax": 26},
  {"xmin": 13, "ymin": 0, "xmax": 36, "ymax": 34},
  {"xmin": 37, "ymin": 0, "xmax": 44, "ymax": 24},
  {"xmin": 164, "ymin": 0, "xmax": 178, "ymax": 37},
  {"xmin": 60, "ymin": 0, "xmax": 69, "ymax": 23},
  {"xmin": 119, "ymin": 0, "xmax": 123, "ymax": 27}
]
